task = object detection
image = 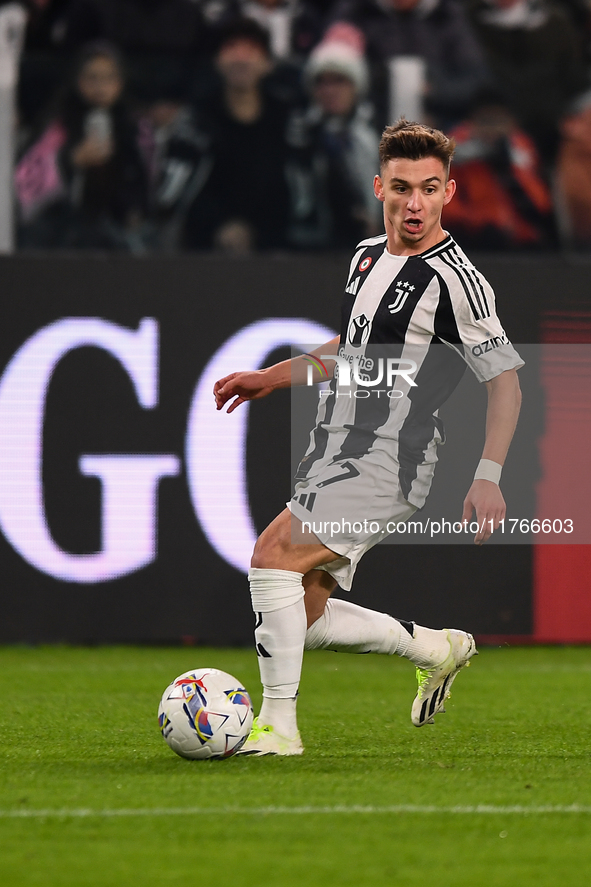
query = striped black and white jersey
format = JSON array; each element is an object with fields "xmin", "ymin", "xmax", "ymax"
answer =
[{"xmin": 297, "ymin": 232, "xmax": 524, "ymax": 507}]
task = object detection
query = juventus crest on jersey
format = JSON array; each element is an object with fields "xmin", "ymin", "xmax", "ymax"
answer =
[{"xmin": 298, "ymin": 233, "xmax": 523, "ymax": 506}]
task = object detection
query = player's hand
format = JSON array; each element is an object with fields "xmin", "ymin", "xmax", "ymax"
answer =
[
  {"xmin": 462, "ymin": 479, "xmax": 506, "ymax": 545},
  {"xmin": 213, "ymin": 370, "xmax": 274, "ymax": 413}
]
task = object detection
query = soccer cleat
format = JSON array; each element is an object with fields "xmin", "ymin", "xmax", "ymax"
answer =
[
  {"xmin": 411, "ymin": 629, "xmax": 477, "ymax": 727},
  {"xmin": 235, "ymin": 718, "xmax": 304, "ymax": 756}
]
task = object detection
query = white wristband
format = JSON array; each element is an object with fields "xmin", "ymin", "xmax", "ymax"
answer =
[{"xmin": 474, "ymin": 458, "xmax": 502, "ymax": 485}]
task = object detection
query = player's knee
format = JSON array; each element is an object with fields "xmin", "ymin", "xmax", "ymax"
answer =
[
  {"xmin": 250, "ymin": 509, "xmax": 295, "ymax": 570},
  {"xmin": 250, "ymin": 543, "xmax": 268, "ymax": 570},
  {"xmin": 250, "ymin": 532, "xmax": 284, "ymax": 569}
]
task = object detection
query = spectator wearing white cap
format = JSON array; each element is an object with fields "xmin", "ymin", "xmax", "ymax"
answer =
[{"xmin": 286, "ymin": 29, "xmax": 382, "ymax": 247}]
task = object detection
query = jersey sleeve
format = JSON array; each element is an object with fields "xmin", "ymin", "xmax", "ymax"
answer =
[{"xmin": 440, "ymin": 271, "xmax": 524, "ymax": 383}]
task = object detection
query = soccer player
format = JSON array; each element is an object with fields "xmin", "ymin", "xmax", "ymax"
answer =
[{"xmin": 214, "ymin": 120, "xmax": 523, "ymax": 756}]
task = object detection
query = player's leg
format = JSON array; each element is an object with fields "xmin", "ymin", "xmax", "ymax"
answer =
[
  {"xmin": 238, "ymin": 508, "xmax": 341, "ymax": 756},
  {"xmin": 305, "ymin": 570, "xmax": 452, "ymax": 659},
  {"xmin": 305, "ymin": 568, "xmax": 409, "ymax": 650},
  {"xmin": 304, "ymin": 570, "xmax": 477, "ymax": 726},
  {"xmin": 292, "ymin": 454, "xmax": 477, "ymax": 727}
]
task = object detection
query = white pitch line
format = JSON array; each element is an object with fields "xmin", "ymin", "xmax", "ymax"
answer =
[{"xmin": 1, "ymin": 805, "xmax": 590, "ymax": 819}]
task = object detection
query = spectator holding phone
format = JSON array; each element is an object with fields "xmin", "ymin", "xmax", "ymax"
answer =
[{"xmin": 16, "ymin": 41, "xmax": 148, "ymax": 249}]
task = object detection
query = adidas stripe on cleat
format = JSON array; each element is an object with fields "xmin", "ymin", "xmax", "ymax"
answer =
[
  {"xmin": 235, "ymin": 718, "xmax": 304, "ymax": 756},
  {"xmin": 411, "ymin": 629, "xmax": 477, "ymax": 727}
]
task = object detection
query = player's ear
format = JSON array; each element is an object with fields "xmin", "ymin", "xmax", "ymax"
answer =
[
  {"xmin": 443, "ymin": 177, "xmax": 456, "ymax": 205},
  {"xmin": 374, "ymin": 174, "xmax": 385, "ymax": 202}
]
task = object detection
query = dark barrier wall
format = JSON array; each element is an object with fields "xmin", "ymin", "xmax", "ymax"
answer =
[{"xmin": 0, "ymin": 254, "xmax": 589, "ymax": 644}]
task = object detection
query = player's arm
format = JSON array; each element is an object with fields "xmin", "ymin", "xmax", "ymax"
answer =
[
  {"xmin": 462, "ymin": 368, "xmax": 522, "ymax": 544},
  {"xmin": 214, "ymin": 336, "xmax": 340, "ymax": 413}
]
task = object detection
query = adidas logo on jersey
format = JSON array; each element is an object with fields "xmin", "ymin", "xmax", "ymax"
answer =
[{"xmin": 345, "ymin": 276, "xmax": 360, "ymax": 296}]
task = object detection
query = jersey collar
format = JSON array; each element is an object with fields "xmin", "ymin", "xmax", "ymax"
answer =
[{"xmin": 384, "ymin": 233, "xmax": 455, "ymax": 261}]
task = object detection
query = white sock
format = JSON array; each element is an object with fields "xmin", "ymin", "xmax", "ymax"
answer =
[
  {"xmin": 249, "ymin": 567, "xmax": 307, "ymax": 738},
  {"xmin": 305, "ymin": 598, "xmax": 450, "ymax": 668},
  {"xmin": 305, "ymin": 598, "xmax": 403, "ymax": 654}
]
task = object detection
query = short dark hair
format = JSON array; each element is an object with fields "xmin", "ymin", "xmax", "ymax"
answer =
[
  {"xmin": 75, "ymin": 40, "xmax": 125, "ymax": 79},
  {"xmin": 379, "ymin": 119, "xmax": 455, "ymax": 175},
  {"xmin": 217, "ymin": 18, "xmax": 271, "ymax": 57}
]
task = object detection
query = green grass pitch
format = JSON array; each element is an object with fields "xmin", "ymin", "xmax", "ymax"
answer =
[{"xmin": 1, "ymin": 644, "xmax": 590, "ymax": 886}]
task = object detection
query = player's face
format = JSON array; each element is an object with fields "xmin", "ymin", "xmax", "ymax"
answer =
[{"xmin": 374, "ymin": 156, "xmax": 456, "ymax": 254}]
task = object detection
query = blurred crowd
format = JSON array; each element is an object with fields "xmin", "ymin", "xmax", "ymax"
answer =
[{"xmin": 6, "ymin": 0, "xmax": 591, "ymax": 253}]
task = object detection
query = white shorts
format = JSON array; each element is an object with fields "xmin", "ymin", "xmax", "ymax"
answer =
[{"xmin": 288, "ymin": 451, "xmax": 424, "ymax": 591}]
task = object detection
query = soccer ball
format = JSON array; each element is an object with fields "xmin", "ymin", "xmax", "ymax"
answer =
[{"xmin": 158, "ymin": 668, "xmax": 253, "ymax": 760}]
